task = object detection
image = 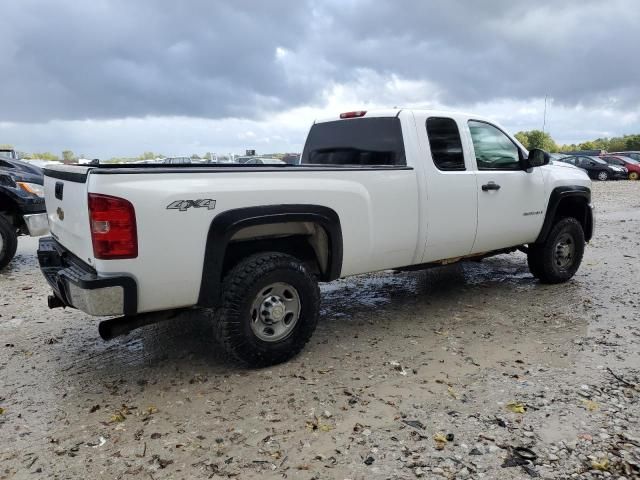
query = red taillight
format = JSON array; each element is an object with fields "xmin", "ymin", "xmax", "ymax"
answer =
[
  {"xmin": 340, "ymin": 110, "xmax": 367, "ymax": 119},
  {"xmin": 88, "ymin": 193, "xmax": 138, "ymax": 259}
]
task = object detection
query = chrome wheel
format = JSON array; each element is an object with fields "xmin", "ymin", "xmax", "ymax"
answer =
[
  {"xmin": 597, "ymin": 171, "xmax": 608, "ymax": 181},
  {"xmin": 0, "ymin": 233, "xmax": 4, "ymax": 254},
  {"xmin": 250, "ymin": 282, "xmax": 301, "ymax": 342},
  {"xmin": 554, "ymin": 233, "xmax": 575, "ymax": 269}
]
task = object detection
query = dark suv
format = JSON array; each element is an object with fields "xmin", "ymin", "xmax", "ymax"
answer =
[
  {"xmin": 557, "ymin": 155, "xmax": 627, "ymax": 181},
  {"xmin": 0, "ymin": 150, "xmax": 49, "ymax": 269}
]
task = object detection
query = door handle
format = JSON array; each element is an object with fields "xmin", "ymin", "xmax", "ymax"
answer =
[{"xmin": 481, "ymin": 181, "xmax": 501, "ymax": 191}]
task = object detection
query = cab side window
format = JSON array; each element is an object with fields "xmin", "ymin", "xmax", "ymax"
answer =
[
  {"xmin": 426, "ymin": 117, "xmax": 465, "ymax": 171},
  {"xmin": 468, "ymin": 120, "xmax": 521, "ymax": 170}
]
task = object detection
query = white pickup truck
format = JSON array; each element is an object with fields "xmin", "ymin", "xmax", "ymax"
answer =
[{"xmin": 38, "ymin": 109, "xmax": 593, "ymax": 366}]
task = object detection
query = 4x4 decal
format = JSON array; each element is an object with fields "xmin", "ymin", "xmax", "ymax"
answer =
[{"xmin": 167, "ymin": 199, "xmax": 216, "ymax": 211}]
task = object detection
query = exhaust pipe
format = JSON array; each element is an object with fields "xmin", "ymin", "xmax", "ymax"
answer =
[
  {"xmin": 48, "ymin": 295, "xmax": 66, "ymax": 309},
  {"xmin": 98, "ymin": 309, "xmax": 184, "ymax": 341}
]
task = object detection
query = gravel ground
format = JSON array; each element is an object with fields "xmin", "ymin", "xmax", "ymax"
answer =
[{"xmin": 1, "ymin": 181, "xmax": 639, "ymax": 480}]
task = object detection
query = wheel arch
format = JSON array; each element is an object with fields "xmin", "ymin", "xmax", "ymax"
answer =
[
  {"xmin": 535, "ymin": 186, "xmax": 593, "ymax": 244},
  {"xmin": 197, "ymin": 204, "xmax": 343, "ymax": 307}
]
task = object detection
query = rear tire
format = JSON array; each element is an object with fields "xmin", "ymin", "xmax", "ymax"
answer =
[
  {"xmin": 210, "ymin": 252, "xmax": 320, "ymax": 367},
  {"xmin": 0, "ymin": 216, "xmax": 18, "ymax": 271},
  {"xmin": 527, "ymin": 217, "xmax": 585, "ymax": 284},
  {"xmin": 597, "ymin": 171, "xmax": 609, "ymax": 181}
]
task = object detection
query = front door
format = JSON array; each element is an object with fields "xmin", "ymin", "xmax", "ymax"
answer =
[{"xmin": 466, "ymin": 120, "xmax": 546, "ymax": 253}]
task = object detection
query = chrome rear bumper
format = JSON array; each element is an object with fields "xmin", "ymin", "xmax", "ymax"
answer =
[{"xmin": 23, "ymin": 213, "xmax": 49, "ymax": 236}]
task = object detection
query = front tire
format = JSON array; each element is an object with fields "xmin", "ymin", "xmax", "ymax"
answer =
[
  {"xmin": 597, "ymin": 171, "xmax": 609, "ymax": 181},
  {"xmin": 0, "ymin": 216, "xmax": 19, "ymax": 271},
  {"xmin": 629, "ymin": 171, "xmax": 639, "ymax": 181},
  {"xmin": 211, "ymin": 252, "xmax": 320, "ymax": 367},
  {"xmin": 527, "ymin": 217, "xmax": 585, "ymax": 284}
]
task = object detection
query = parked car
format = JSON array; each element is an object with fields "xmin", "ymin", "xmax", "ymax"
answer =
[
  {"xmin": 0, "ymin": 152, "xmax": 49, "ymax": 269},
  {"xmin": 242, "ymin": 157, "xmax": 286, "ymax": 165},
  {"xmin": 37, "ymin": 109, "xmax": 593, "ymax": 366},
  {"xmin": 608, "ymin": 151, "xmax": 640, "ymax": 162},
  {"xmin": 600, "ymin": 155, "xmax": 640, "ymax": 180},
  {"xmin": 234, "ymin": 156, "xmax": 256, "ymax": 164},
  {"xmin": 162, "ymin": 157, "xmax": 192, "ymax": 164},
  {"xmin": 557, "ymin": 155, "xmax": 627, "ymax": 180},
  {"xmin": 560, "ymin": 149, "xmax": 608, "ymax": 156}
]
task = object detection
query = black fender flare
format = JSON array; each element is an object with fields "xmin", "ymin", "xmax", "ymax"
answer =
[
  {"xmin": 197, "ymin": 204, "xmax": 343, "ymax": 307},
  {"xmin": 535, "ymin": 186, "xmax": 593, "ymax": 243}
]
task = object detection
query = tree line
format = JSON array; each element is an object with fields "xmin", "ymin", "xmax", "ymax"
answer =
[{"xmin": 514, "ymin": 131, "xmax": 640, "ymax": 153}]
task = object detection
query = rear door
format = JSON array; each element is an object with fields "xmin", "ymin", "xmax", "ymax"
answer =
[
  {"xmin": 465, "ymin": 120, "xmax": 546, "ymax": 253},
  {"xmin": 43, "ymin": 166, "xmax": 94, "ymax": 264},
  {"xmin": 416, "ymin": 114, "xmax": 478, "ymax": 262}
]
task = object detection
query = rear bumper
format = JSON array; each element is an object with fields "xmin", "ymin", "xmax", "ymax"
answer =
[
  {"xmin": 37, "ymin": 237, "xmax": 137, "ymax": 316},
  {"xmin": 23, "ymin": 213, "xmax": 49, "ymax": 236}
]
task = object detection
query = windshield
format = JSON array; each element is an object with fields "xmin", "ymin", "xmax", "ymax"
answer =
[
  {"xmin": 301, "ymin": 117, "xmax": 406, "ymax": 166},
  {"xmin": 590, "ymin": 157, "xmax": 607, "ymax": 165}
]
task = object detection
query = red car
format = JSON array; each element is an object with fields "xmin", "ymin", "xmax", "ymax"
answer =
[{"xmin": 601, "ymin": 155, "xmax": 640, "ymax": 180}]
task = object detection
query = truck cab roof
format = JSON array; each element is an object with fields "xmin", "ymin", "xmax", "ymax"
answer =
[{"xmin": 314, "ymin": 108, "xmax": 492, "ymax": 125}]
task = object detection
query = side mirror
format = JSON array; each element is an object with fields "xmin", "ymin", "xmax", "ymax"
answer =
[{"xmin": 525, "ymin": 148, "xmax": 550, "ymax": 169}]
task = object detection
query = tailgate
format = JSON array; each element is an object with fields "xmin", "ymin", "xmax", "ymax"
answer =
[{"xmin": 43, "ymin": 166, "xmax": 95, "ymax": 265}]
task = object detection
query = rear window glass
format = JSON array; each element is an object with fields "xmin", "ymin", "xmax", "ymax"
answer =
[
  {"xmin": 426, "ymin": 117, "xmax": 465, "ymax": 171},
  {"xmin": 301, "ymin": 117, "xmax": 406, "ymax": 166}
]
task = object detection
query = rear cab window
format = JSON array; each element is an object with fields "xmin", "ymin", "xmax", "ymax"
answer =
[{"xmin": 301, "ymin": 117, "xmax": 406, "ymax": 166}]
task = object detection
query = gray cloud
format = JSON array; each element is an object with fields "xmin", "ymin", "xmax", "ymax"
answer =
[
  {"xmin": 2, "ymin": 0, "xmax": 639, "ymax": 124},
  {"xmin": 1, "ymin": 0, "xmax": 313, "ymax": 122},
  {"xmin": 308, "ymin": 0, "xmax": 640, "ymax": 108}
]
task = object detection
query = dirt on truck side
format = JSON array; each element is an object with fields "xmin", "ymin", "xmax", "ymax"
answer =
[{"xmin": 1, "ymin": 181, "xmax": 639, "ymax": 479}]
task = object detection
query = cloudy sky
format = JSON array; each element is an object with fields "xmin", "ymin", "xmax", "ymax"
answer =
[{"xmin": 1, "ymin": 0, "xmax": 639, "ymax": 158}]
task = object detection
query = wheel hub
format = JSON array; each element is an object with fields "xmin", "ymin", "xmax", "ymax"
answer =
[
  {"xmin": 554, "ymin": 233, "xmax": 575, "ymax": 269},
  {"xmin": 261, "ymin": 296, "xmax": 286, "ymax": 323},
  {"xmin": 250, "ymin": 282, "xmax": 301, "ymax": 342}
]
